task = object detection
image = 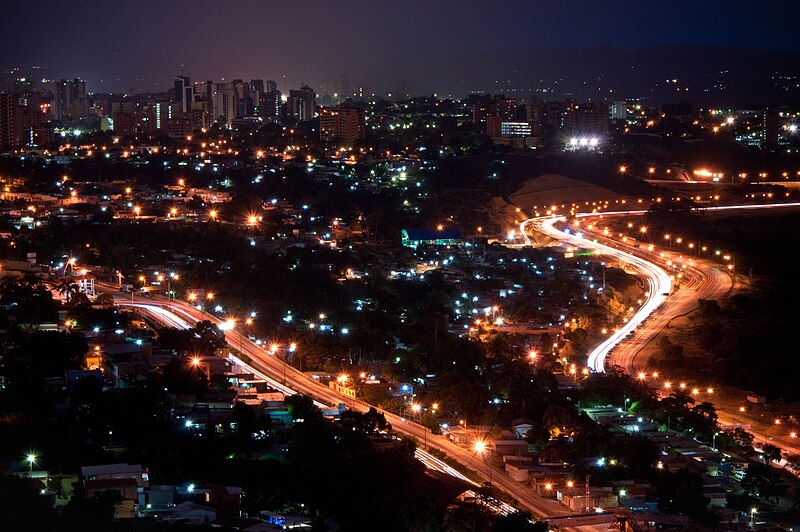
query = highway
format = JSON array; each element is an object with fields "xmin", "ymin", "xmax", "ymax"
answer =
[
  {"xmin": 521, "ymin": 216, "xmax": 672, "ymax": 373},
  {"xmin": 521, "ymin": 201, "xmax": 800, "ymax": 464},
  {"xmin": 97, "ymin": 201, "xmax": 800, "ymax": 518},
  {"xmin": 521, "ymin": 202, "xmax": 800, "ymax": 372},
  {"xmin": 108, "ymin": 291, "xmax": 568, "ymax": 519}
]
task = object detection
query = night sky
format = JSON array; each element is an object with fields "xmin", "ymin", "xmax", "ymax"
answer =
[{"xmin": 2, "ymin": 0, "xmax": 798, "ymax": 95}]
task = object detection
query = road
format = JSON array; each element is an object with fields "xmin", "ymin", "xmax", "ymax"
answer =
[
  {"xmin": 521, "ymin": 216, "xmax": 673, "ymax": 373},
  {"xmin": 521, "ymin": 201, "xmax": 800, "ymax": 463},
  {"xmin": 97, "ymin": 201, "xmax": 800, "ymax": 517},
  {"xmin": 105, "ymin": 289, "xmax": 568, "ymax": 518}
]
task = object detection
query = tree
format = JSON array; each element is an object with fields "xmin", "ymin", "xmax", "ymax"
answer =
[
  {"xmin": 61, "ymin": 489, "xmax": 122, "ymax": 532},
  {"xmin": 655, "ymin": 336, "xmax": 684, "ymax": 362},
  {"xmin": 162, "ymin": 356, "xmax": 208, "ymax": 395},
  {"xmin": 492, "ymin": 511, "xmax": 546, "ymax": 531},
  {"xmin": 656, "ymin": 469, "xmax": 711, "ymax": 518},
  {"xmin": 542, "ymin": 405, "xmax": 577, "ymax": 437},
  {"xmin": 442, "ymin": 501, "xmax": 491, "ymax": 532},
  {"xmin": 742, "ymin": 462, "xmax": 784, "ymax": 501},
  {"xmin": 0, "ymin": 474, "xmax": 57, "ymax": 531},
  {"xmin": 95, "ymin": 293, "xmax": 115, "ymax": 306},
  {"xmin": 399, "ymin": 495, "xmax": 438, "ymax": 532},
  {"xmin": 56, "ymin": 279, "xmax": 80, "ymax": 305},
  {"xmin": 725, "ymin": 427, "xmax": 754, "ymax": 449},
  {"xmin": 762, "ymin": 443, "xmax": 782, "ymax": 463}
]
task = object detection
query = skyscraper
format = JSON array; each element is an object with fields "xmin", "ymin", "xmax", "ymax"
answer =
[
  {"xmin": 250, "ymin": 79, "xmax": 265, "ymax": 94},
  {"xmin": 260, "ymin": 87, "xmax": 281, "ymax": 123},
  {"xmin": 319, "ymin": 104, "xmax": 366, "ymax": 145},
  {"xmin": 0, "ymin": 93, "xmax": 15, "ymax": 149},
  {"xmin": 564, "ymin": 102, "xmax": 609, "ymax": 136},
  {"xmin": 174, "ymin": 76, "xmax": 193, "ymax": 113},
  {"xmin": 287, "ymin": 86, "xmax": 315, "ymax": 121},
  {"xmin": 53, "ymin": 78, "xmax": 88, "ymax": 121},
  {"xmin": 212, "ymin": 82, "xmax": 238, "ymax": 126},
  {"xmin": 471, "ymin": 95, "xmax": 517, "ymax": 125}
]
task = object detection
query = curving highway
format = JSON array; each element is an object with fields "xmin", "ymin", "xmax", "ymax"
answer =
[
  {"xmin": 521, "ymin": 216, "xmax": 672, "ymax": 372},
  {"xmin": 521, "ymin": 202, "xmax": 800, "ymax": 373},
  {"xmin": 521, "ymin": 202, "xmax": 800, "ymax": 467}
]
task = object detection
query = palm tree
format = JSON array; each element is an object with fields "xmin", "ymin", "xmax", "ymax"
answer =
[{"xmin": 55, "ymin": 279, "xmax": 80, "ymax": 305}]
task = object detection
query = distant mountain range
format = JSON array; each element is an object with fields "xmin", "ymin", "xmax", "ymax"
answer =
[
  {"xmin": 418, "ymin": 46, "xmax": 800, "ymax": 106},
  {"xmin": 3, "ymin": 46, "xmax": 798, "ymax": 106}
]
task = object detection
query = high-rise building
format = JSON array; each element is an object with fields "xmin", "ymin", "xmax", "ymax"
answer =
[
  {"xmin": 287, "ymin": 86, "xmax": 315, "ymax": 121},
  {"xmin": 762, "ymin": 109, "xmax": 779, "ymax": 146},
  {"xmin": 564, "ymin": 102, "xmax": 609, "ymax": 136},
  {"xmin": 525, "ymin": 97, "xmax": 543, "ymax": 137},
  {"xmin": 0, "ymin": 92, "xmax": 46, "ymax": 148},
  {"xmin": 165, "ymin": 114, "xmax": 194, "ymax": 139},
  {"xmin": 260, "ymin": 89, "xmax": 281, "ymax": 122},
  {"xmin": 250, "ymin": 79, "xmax": 265, "ymax": 94},
  {"xmin": 0, "ymin": 93, "xmax": 15, "ymax": 149},
  {"xmin": 542, "ymin": 101, "xmax": 565, "ymax": 130},
  {"xmin": 111, "ymin": 112, "xmax": 137, "ymax": 137},
  {"xmin": 53, "ymin": 78, "xmax": 88, "ymax": 121},
  {"xmin": 194, "ymin": 80, "xmax": 213, "ymax": 119},
  {"xmin": 472, "ymin": 95, "xmax": 517, "ymax": 125},
  {"xmin": 319, "ymin": 104, "xmax": 366, "ymax": 145},
  {"xmin": 174, "ymin": 76, "xmax": 193, "ymax": 113},
  {"xmin": 212, "ymin": 82, "xmax": 238, "ymax": 126},
  {"xmin": 13, "ymin": 92, "xmax": 43, "ymax": 146},
  {"xmin": 610, "ymin": 101, "xmax": 628, "ymax": 121},
  {"xmin": 266, "ymin": 79, "xmax": 278, "ymax": 93}
]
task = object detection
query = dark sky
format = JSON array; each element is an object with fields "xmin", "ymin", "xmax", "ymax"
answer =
[{"xmin": 2, "ymin": 0, "xmax": 798, "ymax": 95}]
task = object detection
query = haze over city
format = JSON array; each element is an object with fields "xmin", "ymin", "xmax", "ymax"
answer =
[
  {"xmin": 3, "ymin": 0, "xmax": 800, "ymax": 97},
  {"xmin": 2, "ymin": 2, "xmax": 800, "ymax": 531}
]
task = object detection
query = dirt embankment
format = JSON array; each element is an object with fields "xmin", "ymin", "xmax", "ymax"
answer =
[{"xmin": 509, "ymin": 173, "xmax": 630, "ymax": 212}]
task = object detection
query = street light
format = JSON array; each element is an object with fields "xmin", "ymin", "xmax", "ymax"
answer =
[
  {"xmin": 459, "ymin": 419, "xmax": 468, "ymax": 445},
  {"xmin": 474, "ymin": 440, "xmax": 492, "ymax": 485},
  {"xmin": 25, "ymin": 453, "xmax": 37, "ymax": 475}
]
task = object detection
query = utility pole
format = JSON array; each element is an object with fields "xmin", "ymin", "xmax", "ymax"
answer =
[
  {"xmin": 602, "ymin": 262, "xmax": 606, "ymax": 291},
  {"xmin": 585, "ymin": 474, "xmax": 590, "ymax": 514}
]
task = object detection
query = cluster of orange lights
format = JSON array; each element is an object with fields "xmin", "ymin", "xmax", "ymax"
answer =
[{"xmin": 635, "ymin": 372, "xmax": 800, "ymax": 442}]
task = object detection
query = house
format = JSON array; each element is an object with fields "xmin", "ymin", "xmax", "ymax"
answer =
[
  {"xmin": 512, "ymin": 422, "xmax": 533, "ymax": 439},
  {"xmin": 81, "ymin": 463, "xmax": 149, "ymax": 487},
  {"xmin": 703, "ymin": 486, "xmax": 728, "ymax": 508},
  {"xmin": 161, "ymin": 501, "xmax": 217, "ymax": 524},
  {"xmin": 558, "ymin": 486, "xmax": 619, "ymax": 512},
  {"xmin": 401, "ymin": 228, "xmax": 462, "ymax": 249},
  {"xmin": 85, "ymin": 478, "xmax": 140, "ymax": 517},
  {"xmin": 81, "ymin": 463, "xmax": 149, "ymax": 518}
]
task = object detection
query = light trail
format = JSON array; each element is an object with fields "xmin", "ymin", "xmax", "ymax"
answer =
[
  {"xmin": 520, "ymin": 202, "xmax": 800, "ymax": 373},
  {"xmin": 521, "ymin": 216, "xmax": 671, "ymax": 372},
  {"xmin": 110, "ymin": 295, "xmax": 565, "ymax": 517}
]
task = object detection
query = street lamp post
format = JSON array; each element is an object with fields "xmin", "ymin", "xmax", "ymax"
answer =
[
  {"xmin": 474, "ymin": 440, "xmax": 492, "ymax": 486},
  {"xmin": 411, "ymin": 404, "xmax": 427, "ymax": 449},
  {"xmin": 25, "ymin": 453, "xmax": 37, "ymax": 476},
  {"xmin": 337, "ymin": 374, "xmax": 354, "ymax": 408}
]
